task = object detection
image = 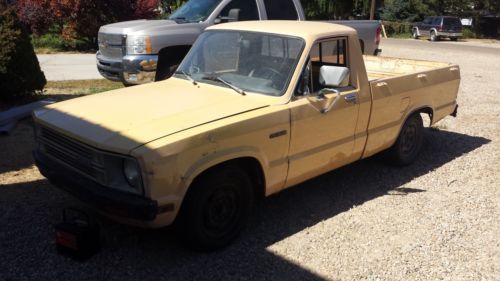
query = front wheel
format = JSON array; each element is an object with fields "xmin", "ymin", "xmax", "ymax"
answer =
[
  {"xmin": 175, "ymin": 166, "xmax": 254, "ymax": 251},
  {"xmin": 450, "ymin": 37, "xmax": 458, "ymax": 41},
  {"xmin": 430, "ymin": 31, "xmax": 438, "ymax": 42},
  {"xmin": 412, "ymin": 29, "xmax": 419, "ymax": 39},
  {"xmin": 385, "ymin": 113, "xmax": 424, "ymax": 166}
]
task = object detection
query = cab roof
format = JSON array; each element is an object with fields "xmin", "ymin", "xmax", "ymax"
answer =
[{"xmin": 207, "ymin": 21, "xmax": 357, "ymax": 42}]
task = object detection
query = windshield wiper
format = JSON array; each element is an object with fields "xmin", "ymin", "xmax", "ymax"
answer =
[
  {"xmin": 201, "ymin": 76, "xmax": 246, "ymax": 96},
  {"xmin": 174, "ymin": 70, "xmax": 197, "ymax": 85}
]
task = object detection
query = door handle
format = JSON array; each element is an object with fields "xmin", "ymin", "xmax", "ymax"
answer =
[{"xmin": 344, "ymin": 94, "xmax": 357, "ymax": 104}]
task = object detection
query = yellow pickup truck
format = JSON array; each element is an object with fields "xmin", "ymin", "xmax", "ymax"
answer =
[{"xmin": 33, "ymin": 21, "xmax": 460, "ymax": 250}]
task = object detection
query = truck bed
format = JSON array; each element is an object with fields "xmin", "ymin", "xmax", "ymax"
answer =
[
  {"xmin": 361, "ymin": 55, "xmax": 461, "ymax": 158},
  {"xmin": 364, "ymin": 55, "xmax": 454, "ymax": 81}
]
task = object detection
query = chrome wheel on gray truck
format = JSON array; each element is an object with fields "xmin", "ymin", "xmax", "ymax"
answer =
[
  {"xmin": 176, "ymin": 166, "xmax": 254, "ymax": 251},
  {"xmin": 386, "ymin": 113, "xmax": 424, "ymax": 166}
]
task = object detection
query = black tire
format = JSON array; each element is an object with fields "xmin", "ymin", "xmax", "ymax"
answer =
[
  {"xmin": 450, "ymin": 37, "xmax": 458, "ymax": 41},
  {"xmin": 412, "ymin": 29, "xmax": 419, "ymax": 39},
  {"xmin": 430, "ymin": 31, "xmax": 438, "ymax": 42},
  {"xmin": 385, "ymin": 113, "xmax": 424, "ymax": 166},
  {"xmin": 175, "ymin": 166, "xmax": 254, "ymax": 251}
]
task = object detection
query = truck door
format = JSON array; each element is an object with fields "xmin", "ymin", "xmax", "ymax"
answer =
[
  {"xmin": 286, "ymin": 38, "xmax": 360, "ymax": 187},
  {"xmin": 421, "ymin": 17, "xmax": 433, "ymax": 35}
]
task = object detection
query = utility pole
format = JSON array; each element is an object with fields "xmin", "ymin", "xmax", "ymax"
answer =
[{"xmin": 370, "ymin": 0, "xmax": 376, "ymax": 20}]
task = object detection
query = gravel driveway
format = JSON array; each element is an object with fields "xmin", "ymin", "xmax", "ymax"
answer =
[{"xmin": 1, "ymin": 39, "xmax": 499, "ymax": 280}]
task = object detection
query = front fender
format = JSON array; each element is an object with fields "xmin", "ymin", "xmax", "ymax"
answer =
[{"xmin": 182, "ymin": 146, "xmax": 267, "ymax": 187}]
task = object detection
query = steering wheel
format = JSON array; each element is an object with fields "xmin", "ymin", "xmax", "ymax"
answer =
[{"xmin": 249, "ymin": 66, "xmax": 285, "ymax": 87}]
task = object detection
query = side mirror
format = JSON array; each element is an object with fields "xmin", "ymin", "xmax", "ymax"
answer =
[
  {"xmin": 319, "ymin": 65, "xmax": 350, "ymax": 88},
  {"xmin": 215, "ymin": 8, "xmax": 240, "ymax": 24},
  {"xmin": 227, "ymin": 8, "xmax": 240, "ymax": 22}
]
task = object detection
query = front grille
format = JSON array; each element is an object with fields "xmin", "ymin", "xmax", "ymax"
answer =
[
  {"xmin": 38, "ymin": 126, "xmax": 103, "ymax": 181},
  {"xmin": 98, "ymin": 33, "xmax": 126, "ymax": 59}
]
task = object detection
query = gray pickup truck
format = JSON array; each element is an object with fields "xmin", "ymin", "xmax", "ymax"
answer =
[{"xmin": 97, "ymin": 0, "xmax": 382, "ymax": 86}]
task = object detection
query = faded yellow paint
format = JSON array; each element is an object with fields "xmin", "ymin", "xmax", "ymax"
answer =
[{"xmin": 33, "ymin": 21, "xmax": 460, "ymax": 228}]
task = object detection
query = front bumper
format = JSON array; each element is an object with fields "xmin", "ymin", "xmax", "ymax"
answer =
[
  {"xmin": 96, "ymin": 51, "xmax": 158, "ymax": 84},
  {"xmin": 34, "ymin": 149, "xmax": 158, "ymax": 221}
]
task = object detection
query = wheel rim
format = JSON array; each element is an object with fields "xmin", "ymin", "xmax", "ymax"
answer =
[
  {"xmin": 202, "ymin": 185, "xmax": 239, "ymax": 237},
  {"xmin": 400, "ymin": 122, "xmax": 418, "ymax": 156}
]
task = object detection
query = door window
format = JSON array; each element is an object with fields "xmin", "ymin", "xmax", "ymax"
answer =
[
  {"xmin": 432, "ymin": 17, "xmax": 442, "ymax": 25},
  {"xmin": 263, "ymin": 0, "xmax": 298, "ymax": 20},
  {"xmin": 218, "ymin": 0, "xmax": 259, "ymax": 21},
  {"xmin": 299, "ymin": 38, "xmax": 348, "ymax": 94}
]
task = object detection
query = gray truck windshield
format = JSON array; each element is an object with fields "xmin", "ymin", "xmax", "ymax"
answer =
[
  {"xmin": 176, "ymin": 31, "xmax": 304, "ymax": 96},
  {"xmin": 169, "ymin": 0, "xmax": 222, "ymax": 23}
]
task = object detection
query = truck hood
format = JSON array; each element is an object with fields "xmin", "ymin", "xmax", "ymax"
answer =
[
  {"xmin": 99, "ymin": 19, "xmax": 177, "ymax": 34},
  {"xmin": 35, "ymin": 79, "xmax": 269, "ymax": 154}
]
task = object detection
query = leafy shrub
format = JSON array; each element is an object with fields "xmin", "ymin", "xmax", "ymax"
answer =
[
  {"xmin": 133, "ymin": 0, "xmax": 162, "ymax": 19},
  {"xmin": 16, "ymin": 0, "xmax": 54, "ymax": 36},
  {"xmin": 0, "ymin": 2, "xmax": 46, "ymax": 101},
  {"xmin": 383, "ymin": 21, "xmax": 413, "ymax": 36},
  {"xmin": 462, "ymin": 27, "xmax": 477, "ymax": 39},
  {"xmin": 16, "ymin": 0, "xmax": 161, "ymax": 50},
  {"xmin": 31, "ymin": 33, "xmax": 65, "ymax": 50}
]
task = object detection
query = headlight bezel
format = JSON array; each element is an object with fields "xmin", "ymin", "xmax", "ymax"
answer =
[
  {"xmin": 93, "ymin": 151, "xmax": 145, "ymax": 196},
  {"xmin": 123, "ymin": 158, "xmax": 142, "ymax": 189}
]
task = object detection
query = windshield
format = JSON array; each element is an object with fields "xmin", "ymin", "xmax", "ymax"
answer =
[
  {"xmin": 169, "ymin": 0, "xmax": 222, "ymax": 23},
  {"xmin": 175, "ymin": 31, "xmax": 304, "ymax": 96}
]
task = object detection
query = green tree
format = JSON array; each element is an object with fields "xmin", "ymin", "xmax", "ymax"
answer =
[
  {"xmin": 300, "ymin": 0, "xmax": 355, "ymax": 20},
  {"xmin": 426, "ymin": 0, "xmax": 474, "ymax": 17},
  {"xmin": 381, "ymin": 0, "xmax": 432, "ymax": 22}
]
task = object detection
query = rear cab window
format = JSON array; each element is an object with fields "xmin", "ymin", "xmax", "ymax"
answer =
[{"xmin": 263, "ymin": 0, "xmax": 299, "ymax": 20}]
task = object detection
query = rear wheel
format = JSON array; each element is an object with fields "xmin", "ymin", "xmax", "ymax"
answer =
[
  {"xmin": 430, "ymin": 31, "xmax": 438, "ymax": 42},
  {"xmin": 385, "ymin": 113, "xmax": 424, "ymax": 166},
  {"xmin": 175, "ymin": 166, "xmax": 254, "ymax": 251}
]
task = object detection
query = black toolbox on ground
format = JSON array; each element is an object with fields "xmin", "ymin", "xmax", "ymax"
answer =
[{"xmin": 55, "ymin": 208, "xmax": 100, "ymax": 260}]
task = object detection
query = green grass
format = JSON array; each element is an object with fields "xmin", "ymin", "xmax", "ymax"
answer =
[
  {"xmin": 45, "ymin": 79, "xmax": 124, "ymax": 95},
  {"xmin": 387, "ymin": 32, "xmax": 412, "ymax": 39},
  {"xmin": 1, "ymin": 80, "xmax": 124, "ymax": 110}
]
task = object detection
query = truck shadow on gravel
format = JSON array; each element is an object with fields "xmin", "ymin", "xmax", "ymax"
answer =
[{"xmin": 0, "ymin": 128, "xmax": 490, "ymax": 281}]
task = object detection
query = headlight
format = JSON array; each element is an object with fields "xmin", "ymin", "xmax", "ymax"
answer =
[
  {"xmin": 123, "ymin": 158, "xmax": 141, "ymax": 188},
  {"xmin": 127, "ymin": 36, "xmax": 152, "ymax": 55},
  {"xmin": 97, "ymin": 154, "xmax": 144, "ymax": 195}
]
